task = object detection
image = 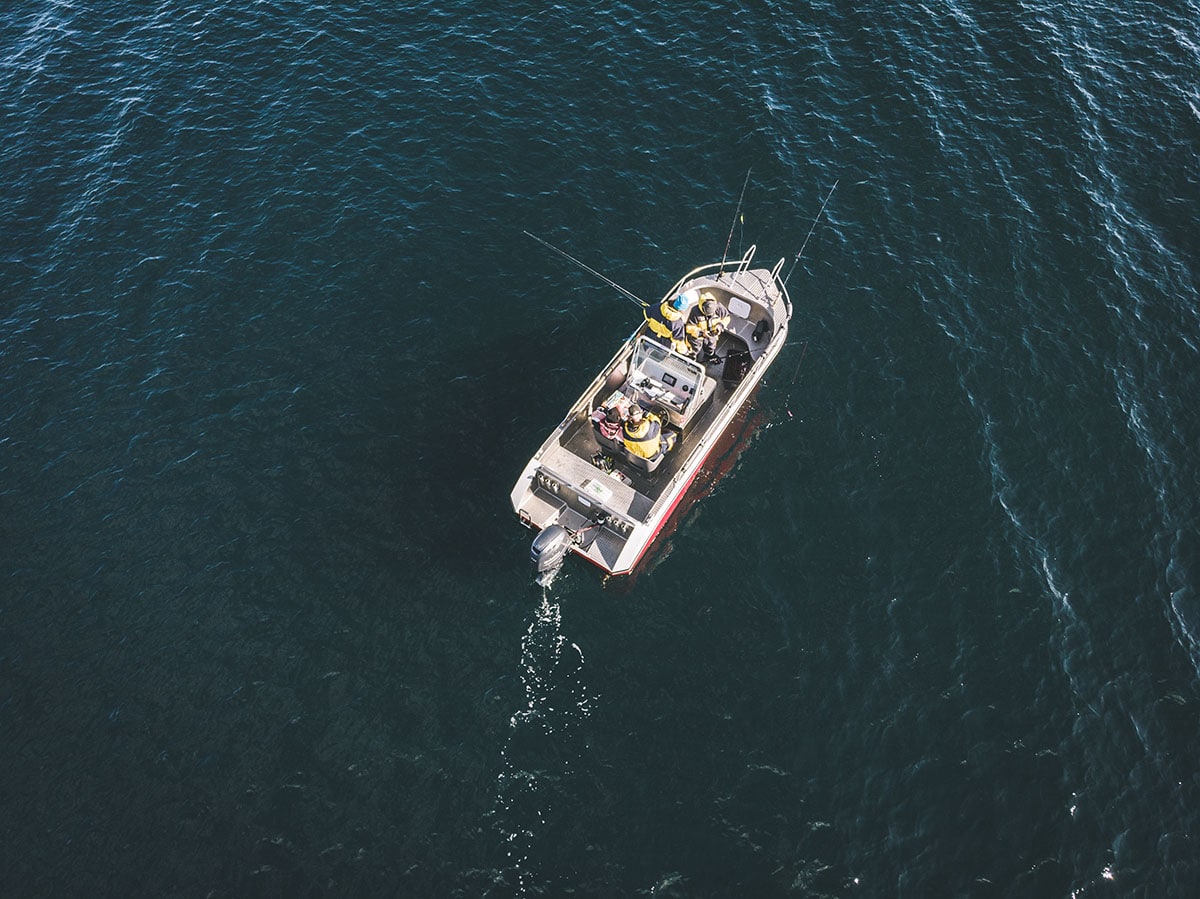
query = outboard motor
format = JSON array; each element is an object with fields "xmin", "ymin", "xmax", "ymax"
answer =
[{"xmin": 531, "ymin": 524, "xmax": 572, "ymax": 586}]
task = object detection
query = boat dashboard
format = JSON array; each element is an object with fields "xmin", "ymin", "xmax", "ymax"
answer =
[{"xmin": 627, "ymin": 337, "xmax": 705, "ymax": 414}]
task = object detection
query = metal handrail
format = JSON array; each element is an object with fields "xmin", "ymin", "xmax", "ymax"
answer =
[{"xmin": 657, "ymin": 245, "xmax": 759, "ymax": 306}]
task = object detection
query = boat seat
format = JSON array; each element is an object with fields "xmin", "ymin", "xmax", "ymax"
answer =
[
  {"xmin": 591, "ymin": 419, "xmax": 666, "ymax": 473},
  {"xmin": 624, "ymin": 447, "xmax": 666, "ymax": 473},
  {"xmin": 592, "ymin": 419, "xmax": 624, "ymax": 452}
]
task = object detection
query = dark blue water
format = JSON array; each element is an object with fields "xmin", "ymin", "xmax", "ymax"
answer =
[{"xmin": 3, "ymin": 1, "xmax": 1199, "ymax": 895}]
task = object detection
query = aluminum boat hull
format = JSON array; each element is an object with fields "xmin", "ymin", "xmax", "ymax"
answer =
[{"xmin": 511, "ymin": 247, "xmax": 793, "ymax": 579}]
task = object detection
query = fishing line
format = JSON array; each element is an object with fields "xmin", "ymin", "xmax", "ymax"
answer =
[
  {"xmin": 775, "ymin": 183, "xmax": 835, "ymax": 421},
  {"xmin": 783, "ymin": 179, "xmax": 839, "ymax": 288},
  {"xmin": 523, "ymin": 230, "xmax": 648, "ymax": 308},
  {"xmin": 783, "ymin": 340, "xmax": 810, "ymax": 420}
]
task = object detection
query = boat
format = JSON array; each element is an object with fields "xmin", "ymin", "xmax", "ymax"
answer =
[{"xmin": 510, "ymin": 243, "xmax": 793, "ymax": 584}]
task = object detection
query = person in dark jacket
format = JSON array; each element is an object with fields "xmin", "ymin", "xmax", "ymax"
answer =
[{"xmin": 686, "ymin": 292, "xmax": 730, "ymax": 361}]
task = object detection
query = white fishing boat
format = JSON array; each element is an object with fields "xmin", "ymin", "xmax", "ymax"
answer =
[{"xmin": 511, "ymin": 243, "xmax": 793, "ymax": 584}]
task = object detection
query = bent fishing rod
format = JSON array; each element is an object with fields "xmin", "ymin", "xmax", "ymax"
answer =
[
  {"xmin": 783, "ymin": 179, "xmax": 839, "ymax": 289},
  {"xmin": 523, "ymin": 230, "xmax": 648, "ymax": 308}
]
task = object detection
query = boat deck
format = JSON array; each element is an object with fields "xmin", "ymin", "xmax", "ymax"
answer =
[{"xmin": 552, "ymin": 331, "xmax": 749, "ymax": 518}]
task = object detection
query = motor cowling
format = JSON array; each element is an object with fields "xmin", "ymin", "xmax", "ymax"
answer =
[{"xmin": 531, "ymin": 524, "xmax": 571, "ymax": 585}]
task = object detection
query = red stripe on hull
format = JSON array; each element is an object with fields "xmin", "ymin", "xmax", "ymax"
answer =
[{"xmin": 603, "ymin": 391, "xmax": 767, "ymax": 587}]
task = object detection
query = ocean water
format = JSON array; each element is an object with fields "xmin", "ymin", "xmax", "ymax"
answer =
[{"xmin": 2, "ymin": 1, "xmax": 1199, "ymax": 896}]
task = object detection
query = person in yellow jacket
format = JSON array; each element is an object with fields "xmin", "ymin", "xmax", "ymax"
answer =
[
  {"xmin": 686, "ymin": 292, "xmax": 730, "ymax": 361},
  {"xmin": 622, "ymin": 403, "xmax": 676, "ymax": 459},
  {"xmin": 644, "ymin": 293, "xmax": 691, "ymax": 355}
]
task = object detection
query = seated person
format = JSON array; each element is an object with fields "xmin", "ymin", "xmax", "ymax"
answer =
[
  {"xmin": 596, "ymin": 405, "xmax": 624, "ymax": 441},
  {"xmin": 644, "ymin": 293, "xmax": 691, "ymax": 355},
  {"xmin": 622, "ymin": 403, "xmax": 676, "ymax": 459}
]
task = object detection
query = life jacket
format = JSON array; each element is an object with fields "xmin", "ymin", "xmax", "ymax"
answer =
[
  {"xmin": 622, "ymin": 415, "xmax": 662, "ymax": 459},
  {"xmin": 686, "ymin": 304, "xmax": 730, "ymax": 340},
  {"xmin": 644, "ymin": 301, "xmax": 690, "ymax": 354}
]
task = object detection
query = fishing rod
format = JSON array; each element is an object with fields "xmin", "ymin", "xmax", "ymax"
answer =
[
  {"xmin": 783, "ymin": 179, "xmax": 839, "ymax": 288},
  {"xmin": 523, "ymin": 230, "xmax": 648, "ymax": 308},
  {"xmin": 718, "ymin": 166, "xmax": 752, "ymax": 277}
]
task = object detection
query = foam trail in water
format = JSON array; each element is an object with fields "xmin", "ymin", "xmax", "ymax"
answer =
[{"xmin": 490, "ymin": 588, "xmax": 594, "ymax": 894}]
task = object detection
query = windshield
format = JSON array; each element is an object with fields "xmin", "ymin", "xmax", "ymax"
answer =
[{"xmin": 630, "ymin": 337, "xmax": 704, "ymax": 397}]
